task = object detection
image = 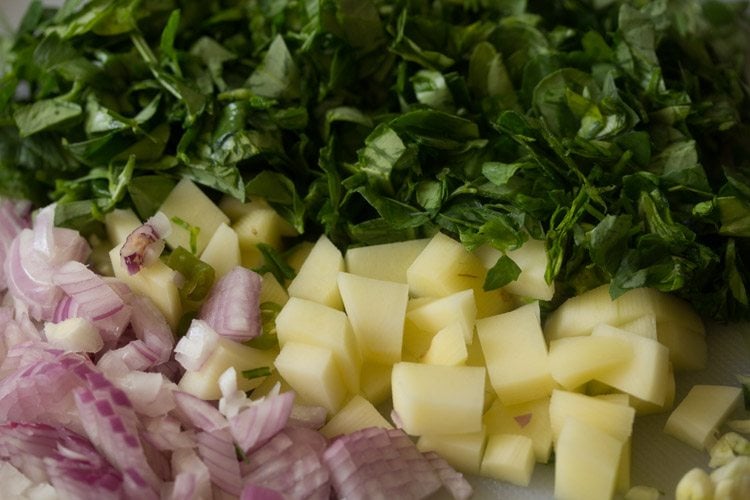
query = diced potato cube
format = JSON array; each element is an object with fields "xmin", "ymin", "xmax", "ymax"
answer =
[
  {"xmin": 480, "ymin": 434, "xmax": 536, "ymax": 486},
  {"xmin": 337, "ymin": 272, "xmax": 408, "ymax": 364},
  {"xmin": 664, "ymin": 384, "xmax": 743, "ymax": 450},
  {"xmin": 401, "ymin": 316, "xmax": 437, "ymax": 362},
  {"xmin": 475, "ymin": 239, "xmax": 554, "ymax": 301},
  {"xmin": 617, "ymin": 314, "xmax": 658, "ymax": 340},
  {"xmin": 358, "ymin": 361, "xmax": 392, "ymax": 407},
  {"xmin": 178, "ymin": 338, "xmax": 277, "ymax": 400},
  {"xmin": 274, "ymin": 341, "xmax": 347, "ymax": 415},
  {"xmin": 44, "ymin": 317, "xmax": 103, "ymax": 353},
  {"xmin": 199, "ymin": 222, "xmax": 241, "ymax": 279},
  {"xmin": 391, "ymin": 362, "xmax": 485, "ymax": 435},
  {"xmin": 483, "ymin": 397, "xmax": 553, "ymax": 463},
  {"xmin": 549, "ymin": 390, "xmax": 635, "ymax": 443},
  {"xmin": 159, "ymin": 178, "xmax": 230, "ymax": 255},
  {"xmin": 287, "ymin": 235, "xmax": 344, "ymax": 310},
  {"xmin": 627, "ymin": 362, "xmax": 676, "ymax": 416},
  {"xmin": 416, "ymin": 429, "xmax": 487, "ymax": 475},
  {"xmin": 109, "ymin": 244, "xmax": 181, "ymax": 329},
  {"xmin": 104, "ymin": 208, "xmax": 141, "ymax": 246},
  {"xmin": 548, "ymin": 335, "xmax": 633, "ymax": 390},
  {"xmin": 592, "ymin": 324, "xmax": 671, "ymax": 406},
  {"xmin": 345, "ymin": 239, "xmax": 430, "ymax": 283},
  {"xmin": 477, "ymin": 302, "xmax": 554, "ymax": 405},
  {"xmin": 594, "ymin": 394, "xmax": 632, "ymax": 494},
  {"xmin": 421, "ymin": 322, "xmax": 468, "ymax": 366},
  {"xmin": 406, "ymin": 232, "xmax": 487, "ymax": 298},
  {"xmin": 275, "ymin": 297, "xmax": 361, "ymax": 394},
  {"xmin": 259, "ymin": 272, "xmax": 288, "ymax": 306},
  {"xmin": 319, "ymin": 394, "xmax": 392, "ymax": 439},
  {"xmin": 406, "ymin": 289, "xmax": 476, "ymax": 343},
  {"xmin": 555, "ymin": 417, "xmax": 625, "ymax": 500},
  {"xmin": 544, "ymin": 284, "xmax": 617, "ymax": 340},
  {"xmin": 615, "ymin": 287, "xmax": 705, "ymax": 335},
  {"xmin": 232, "ymin": 197, "xmax": 297, "ymax": 268}
]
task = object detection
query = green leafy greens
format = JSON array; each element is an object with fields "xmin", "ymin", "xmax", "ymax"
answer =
[{"xmin": 1, "ymin": 0, "xmax": 749, "ymax": 321}]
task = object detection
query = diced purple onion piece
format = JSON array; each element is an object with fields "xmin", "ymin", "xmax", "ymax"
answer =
[
  {"xmin": 173, "ymin": 391, "xmax": 227, "ymax": 433},
  {"xmin": 242, "ymin": 427, "xmax": 331, "ymax": 500},
  {"xmin": 53, "ymin": 261, "xmax": 132, "ymax": 345},
  {"xmin": 240, "ymin": 484, "xmax": 286, "ymax": 500},
  {"xmin": 423, "ymin": 451, "xmax": 473, "ymax": 500},
  {"xmin": 195, "ymin": 428, "xmax": 243, "ymax": 496},
  {"xmin": 73, "ymin": 372, "xmax": 162, "ymax": 496},
  {"xmin": 322, "ymin": 427, "xmax": 443, "ymax": 500},
  {"xmin": 120, "ymin": 212, "xmax": 171, "ymax": 275},
  {"xmin": 229, "ymin": 391, "xmax": 295, "ymax": 454},
  {"xmin": 199, "ymin": 267, "xmax": 262, "ymax": 342},
  {"xmin": 174, "ymin": 319, "xmax": 219, "ymax": 372},
  {"xmin": 0, "ymin": 199, "xmax": 31, "ymax": 291}
]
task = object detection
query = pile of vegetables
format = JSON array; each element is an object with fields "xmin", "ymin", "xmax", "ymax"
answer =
[{"xmin": 1, "ymin": 0, "xmax": 749, "ymax": 321}]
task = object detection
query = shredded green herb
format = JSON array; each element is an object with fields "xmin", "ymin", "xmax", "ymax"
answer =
[{"xmin": 1, "ymin": 0, "xmax": 749, "ymax": 321}]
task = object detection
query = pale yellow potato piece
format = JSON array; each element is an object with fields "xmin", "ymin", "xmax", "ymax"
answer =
[
  {"xmin": 592, "ymin": 324, "xmax": 671, "ymax": 406},
  {"xmin": 358, "ymin": 361, "xmax": 392, "ymax": 407},
  {"xmin": 617, "ymin": 314, "xmax": 658, "ymax": 340},
  {"xmin": 406, "ymin": 232, "xmax": 487, "ymax": 297},
  {"xmin": 275, "ymin": 297, "xmax": 360, "ymax": 394},
  {"xmin": 391, "ymin": 362, "xmax": 485, "ymax": 435},
  {"xmin": 549, "ymin": 389, "xmax": 635, "ymax": 443},
  {"xmin": 104, "ymin": 208, "xmax": 141, "ymax": 246},
  {"xmin": 480, "ymin": 434, "xmax": 536, "ymax": 487},
  {"xmin": 555, "ymin": 417, "xmax": 625, "ymax": 500},
  {"xmin": 344, "ymin": 238, "xmax": 429, "ymax": 283},
  {"xmin": 178, "ymin": 338, "xmax": 277, "ymax": 400},
  {"xmin": 109, "ymin": 244, "xmax": 181, "ymax": 329},
  {"xmin": 199, "ymin": 222, "xmax": 241, "ymax": 278},
  {"xmin": 664, "ymin": 384, "xmax": 743, "ymax": 450},
  {"xmin": 337, "ymin": 272, "xmax": 408, "ymax": 364},
  {"xmin": 232, "ymin": 197, "xmax": 297, "ymax": 268},
  {"xmin": 320, "ymin": 394, "xmax": 392, "ymax": 439},
  {"xmin": 483, "ymin": 397, "xmax": 552, "ymax": 463},
  {"xmin": 615, "ymin": 287, "xmax": 705, "ymax": 335},
  {"xmin": 287, "ymin": 235, "xmax": 344, "ymax": 310},
  {"xmin": 416, "ymin": 429, "xmax": 487, "ymax": 475},
  {"xmin": 420, "ymin": 322, "xmax": 468, "ymax": 366},
  {"xmin": 544, "ymin": 284, "xmax": 617, "ymax": 340},
  {"xmin": 548, "ymin": 335, "xmax": 633, "ymax": 389},
  {"xmin": 406, "ymin": 289, "xmax": 476, "ymax": 343},
  {"xmin": 655, "ymin": 321, "xmax": 707, "ymax": 371},
  {"xmin": 477, "ymin": 302, "xmax": 554, "ymax": 405},
  {"xmin": 475, "ymin": 239, "xmax": 554, "ymax": 301},
  {"xmin": 159, "ymin": 178, "xmax": 229, "ymax": 255},
  {"xmin": 274, "ymin": 341, "xmax": 347, "ymax": 416},
  {"xmin": 259, "ymin": 272, "xmax": 289, "ymax": 306}
]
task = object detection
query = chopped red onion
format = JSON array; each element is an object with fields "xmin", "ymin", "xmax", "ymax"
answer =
[
  {"xmin": 53, "ymin": 261, "xmax": 132, "ymax": 345},
  {"xmin": 229, "ymin": 391, "xmax": 295, "ymax": 454},
  {"xmin": 4, "ymin": 205, "xmax": 90, "ymax": 322},
  {"xmin": 0, "ymin": 199, "xmax": 31, "ymax": 291},
  {"xmin": 240, "ymin": 484, "xmax": 285, "ymax": 500},
  {"xmin": 322, "ymin": 427, "xmax": 443, "ymax": 500},
  {"xmin": 195, "ymin": 428, "xmax": 243, "ymax": 496},
  {"xmin": 73, "ymin": 371, "xmax": 162, "ymax": 497},
  {"xmin": 120, "ymin": 211, "xmax": 171, "ymax": 275},
  {"xmin": 423, "ymin": 451, "xmax": 474, "ymax": 500},
  {"xmin": 142, "ymin": 415, "xmax": 197, "ymax": 453},
  {"xmin": 242, "ymin": 427, "xmax": 331, "ymax": 500},
  {"xmin": 199, "ymin": 267, "xmax": 262, "ymax": 342},
  {"xmin": 173, "ymin": 391, "xmax": 227, "ymax": 433},
  {"xmin": 0, "ymin": 422, "xmax": 124, "ymax": 500},
  {"xmin": 0, "ymin": 348, "xmax": 95, "ymax": 434},
  {"xmin": 174, "ymin": 319, "xmax": 219, "ymax": 372},
  {"xmin": 288, "ymin": 404, "xmax": 328, "ymax": 430},
  {"xmin": 164, "ymin": 448, "xmax": 212, "ymax": 500}
]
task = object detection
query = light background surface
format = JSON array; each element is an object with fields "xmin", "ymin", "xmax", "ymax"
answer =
[{"xmin": 1, "ymin": 1, "xmax": 749, "ymax": 499}]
